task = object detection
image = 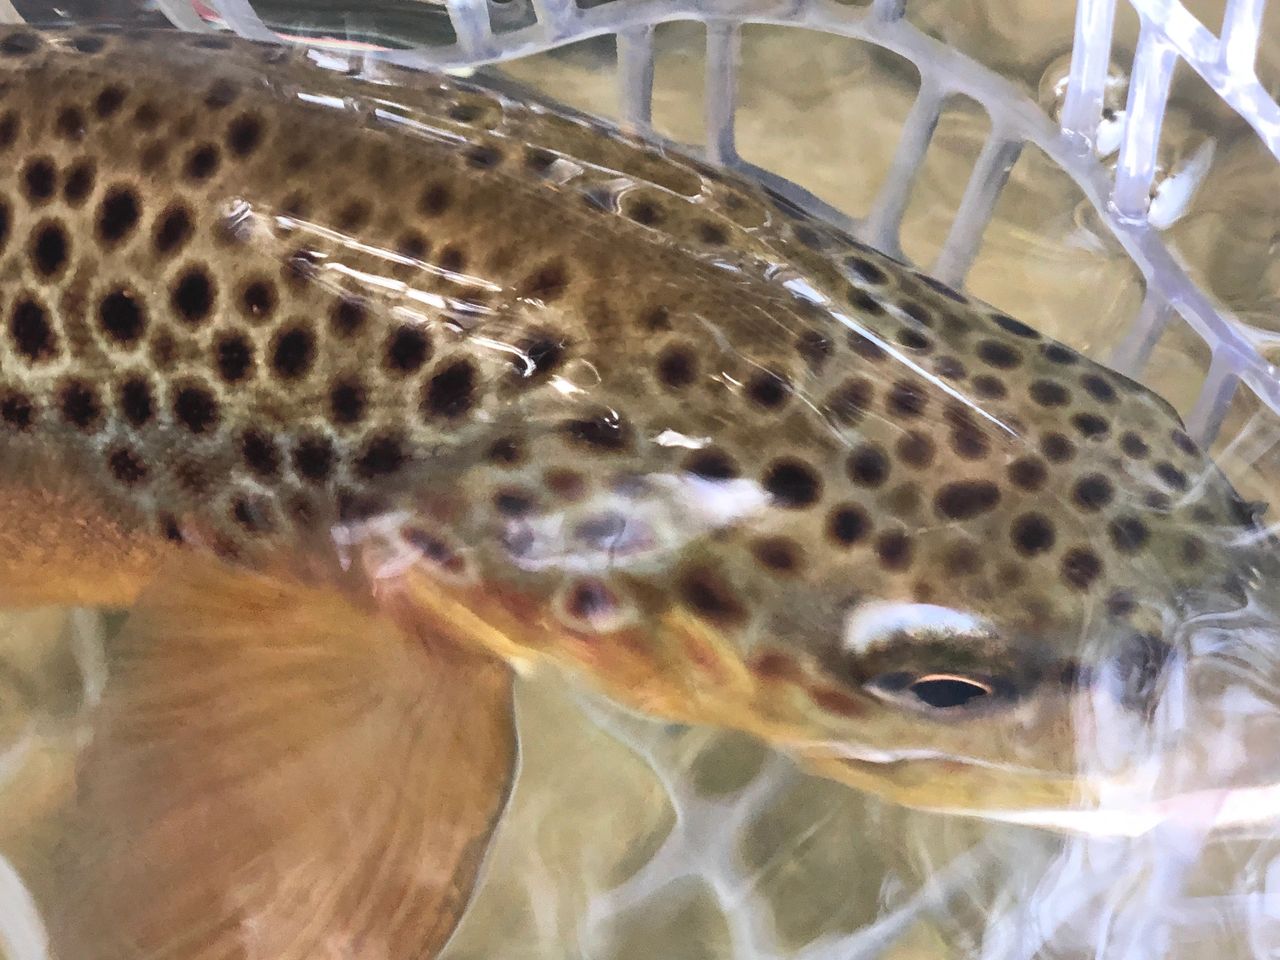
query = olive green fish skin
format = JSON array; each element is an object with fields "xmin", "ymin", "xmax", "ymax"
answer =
[{"xmin": 0, "ymin": 26, "xmax": 1270, "ymax": 805}]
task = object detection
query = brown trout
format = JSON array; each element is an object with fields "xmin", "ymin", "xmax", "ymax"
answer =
[{"xmin": 0, "ymin": 22, "xmax": 1274, "ymax": 958}]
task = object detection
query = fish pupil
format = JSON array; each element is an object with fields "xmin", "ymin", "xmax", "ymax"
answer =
[{"xmin": 908, "ymin": 675, "xmax": 992, "ymax": 709}]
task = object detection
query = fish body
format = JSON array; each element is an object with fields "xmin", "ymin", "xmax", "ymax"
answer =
[{"xmin": 0, "ymin": 25, "xmax": 1274, "ymax": 842}]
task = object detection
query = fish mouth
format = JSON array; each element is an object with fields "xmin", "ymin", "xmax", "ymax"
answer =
[
  {"xmin": 799, "ymin": 751, "xmax": 1087, "ymax": 823},
  {"xmin": 827, "ymin": 754, "xmax": 1280, "ymax": 837}
]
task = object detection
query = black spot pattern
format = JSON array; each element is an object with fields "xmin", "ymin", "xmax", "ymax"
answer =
[
  {"xmin": 97, "ymin": 186, "xmax": 139, "ymax": 243},
  {"xmin": 934, "ymin": 481, "xmax": 1001, "ymax": 520},
  {"xmin": 763, "ymin": 458, "xmax": 821, "ymax": 508},
  {"xmin": 10, "ymin": 296, "xmax": 56, "ymax": 362},
  {"xmin": 30, "ymin": 221, "xmax": 68, "ymax": 277},
  {"xmin": 847, "ymin": 444, "xmax": 889, "ymax": 487},
  {"xmin": 98, "ymin": 289, "xmax": 146, "ymax": 345},
  {"xmin": 171, "ymin": 267, "xmax": 215, "ymax": 325}
]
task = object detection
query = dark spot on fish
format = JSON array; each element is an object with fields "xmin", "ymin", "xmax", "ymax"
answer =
[
  {"xmin": 153, "ymin": 203, "xmax": 192, "ymax": 254},
  {"xmin": 331, "ymin": 295, "xmax": 366, "ymax": 337},
  {"xmin": 99, "ymin": 288, "xmax": 146, "ymax": 345},
  {"xmin": 847, "ymin": 330, "xmax": 887, "ymax": 361},
  {"xmin": 764, "ymin": 458, "xmax": 821, "ymax": 508},
  {"xmin": 901, "ymin": 302, "xmax": 933, "ymax": 329},
  {"xmin": 215, "ymin": 333, "xmax": 254, "ymax": 384},
  {"xmin": 385, "ymin": 325, "xmax": 431, "ymax": 375},
  {"xmin": 1071, "ymin": 412, "xmax": 1110, "ymax": 439},
  {"xmin": 896, "ymin": 430, "xmax": 936, "ymax": 469},
  {"xmin": 107, "ymin": 447, "xmax": 148, "ymax": 486},
  {"xmin": 1072, "ymin": 473, "xmax": 1114, "ymax": 511},
  {"xmin": 698, "ymin": 221, "xmax": 729, "ymax": 245},
  {"xmin": 657, "ymin": 344, "xmax": 698, "ymax": 389},
  {"xmin": 0, "ymin": 391, "xmax": 33, "ymax": 430},
  {"xmin": 97, "ymin": 185, "xmax": 139, "ymax": 243},
  {"xmin": 679, "ymin": 567, "xmax": 744, "ymax": 624},
  {"xmin": 487, "ymin": 437, "xmax": 523, "ymax": 467},
  {"xmin": 685, "ymin": 448, "xmax": 738, "ymax": 481},
  {"xmin": 465, "ymin": 144, "xmax": 501, "ymax": 169},
  {"xmin": 1042, "ymin": 343, "xmax": 1079, "ymax": 365},
  {"xmin": 917, "ymin": 272, "xmax": 967, "ymax": 303},
  {"xmin": 171, "ymin": 267, "xmax": 215, "ymax": 325},
  {"xmin": 827, "ymin": 378, "xmax": 874, "ymax": 425},
  {"xmin": 950, "ymin": 422, "xmax": 989, "ymax": 460},
  {"xmin": 1007, "ymin": 456, "xmax": 1047, "ymax": 491},
  {"xmin": 934, "ymin": 480, "xmax": 1001, "ymax": 520},
  {"xmin": 641, "ymin": 306, "xmax": 671, "ymax": 331},
  {"xmin": 355, "ymin": 433, "xmax": 406, "ymax": 479},
  {"xmin": 523, "ymin": 147, "xmax": 557, "ymax": 174},
  {"xmin": 828, "ymin": 503, "xmax": 870, "ymax": 546},
  {"xmin": 173, "ymin": 385, "xmax": 219, "ymax": 434},
  {"xmin": 204, "ymin": 79, "xmax": 239, "ymax": 109},
  {"xmin": 240, "ymin": 429, "xmax": 280, "ymax": 479},
  {"xmin": 752, "ymin": 537, "xmax": 802, "ymax": 574},
  {"xmin": 884, "ymin": 377, "xmax": 929, "ymax": 420},
  {"xmin": 933, "ymin": 355, "xmax": 967, "ymax": 380},
  {"xmin": 1081, "ymin": 374, "xmax": 1117, "ymax": 404},
  {"xmin": 971, "ymin": 374, "xmax": 1007, "ymax": 399},
  {"xmin": 1011, "ymin": 513, "xmax": 1055, "ymax": 556},
  {"xmin": 54, "ymin": 107, "xmax": 85, "ymax": 142},
  {"xmin": 562, "ymin": 411, "xmax": 630, "ymax": 451},
  {"xmin": 94, "ymin": 85, "xmax": 126, "ymax": 118},
  {"xmin": 976, "ymin": 340, "xmax": 1021, "ymax": 369},
  {"xmin": 29, "ymin": 220, "xmax": 67, "ymax": 277},
  {"xmin": 747, "ymin": 369, "xmax": 791, "ymax": 409},
  {"xmin": 231, "ymin": 495, "xmax": 273, "ymax": 534},
  {"xmin": 423, "ymin": 360, "xmax": 477, "ymax": 419},
  {"xmin": 21, "ymin": 157, "xmax": 55, "ymax": 203},
  {"xmin": 895, "ymin": 328, "xmax": 932, "ymax": 352},
  {"xmin": 1154, "ymin": 461, "xmax": 1188, "ymax": 490},
  {"xmin": 0, "ymin": 32, "xmax": 39, "ymax": 56},
  {"xmin": 565, "ymin": 577, "xmax": 623, "ymax": 625},
  {"xmin": 70, "ymin": 34, "xmax": 106, "ymax": 54},
  {"xmin": 1119, "ymin": 431, "xmax": 1149, "ymax": 459},
  {"xmin": 293, "ymin": 435, "xmax": 334, "ymax": 483},
  {"xmin": 59, "ymin": 380, "xmax": 100, "ymax": 431},
  {"xmin": 625, "ymin": 197, "xmax": 663, "ymax": 226},
  {"xmin": 184, "ymin": 144, "xmax": 220, "ymax": 181},
  {"xmin": 327, "ymin": 378, "xmax": 365, "ymax": 426},
  {"xmin": 847, "ymin": 444, "xmax": 890, "ymax": 487},
  {"xmin": 10, "ymin": 296, "xmax": 56, "ymax": 362},
  {"xmin": 1029, "ymin": 379, "xmax": 1071, "ymax": 407},
  {"xmin": 1040, "ymin": 432, "xmax": 1075, "ymax": 463},
  {"xmin": 845, "ymin": 257, "xmax": 886, "ymax": 285},
  {"xmin": 991, "ymin": 313, "xmax": 1039, "ymax": 338},
  {"xmin": 226, "ymin": 113, "xmax": 263, "ymax": 156},
  {"xmin": 520, "ymin": 262, "xmax": 569, "ymax": 303},
  {"xmin": 270, "ymin": 325, "xmax": 316, "ymax": 380},
  {"xmin": 417, "ymin": 181, "xmax": 453, "ymax": 216},
  {"xmin": 875, "ymin": 528, "xmax": 913, "ymax": 570},
  {"xmin": 1061, "ymin": 547, "xmax": 1103, "ymax": 590},
  {"xmin": 1170, "ymin": 429, "xmax": 1198, "ymax": 456},
  {"xmin": 847, "ymin": 287, "xmax": 886, "ymax": 316}
]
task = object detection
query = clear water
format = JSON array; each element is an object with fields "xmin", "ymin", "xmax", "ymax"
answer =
[{"xmin": 3, "ymin": 3, "xmax": 1280, "ymax": 959}]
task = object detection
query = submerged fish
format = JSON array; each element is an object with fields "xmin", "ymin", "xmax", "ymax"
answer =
[{"xmin": 0, "ymin": 23, "xmax": 1274, "ymax": 957}]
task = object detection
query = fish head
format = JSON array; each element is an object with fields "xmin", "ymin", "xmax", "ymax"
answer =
[{"xmin": 362, "ymin": 298, "xmax": 1275, "ymax": 829}]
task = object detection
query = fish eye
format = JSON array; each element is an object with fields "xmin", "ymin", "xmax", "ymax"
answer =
[
  {"xmin": 906, "ymin": 674, "xmax": 993, "ymax": 708},
  {"xmin": 868, "ymin": 671, "xmax": 1008, "ymax": 712}
]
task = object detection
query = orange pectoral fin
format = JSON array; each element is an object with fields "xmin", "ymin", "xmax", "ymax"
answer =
[{"xmin": 46, "ymin": 557, "xmax": 517, "ymax": 960}]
